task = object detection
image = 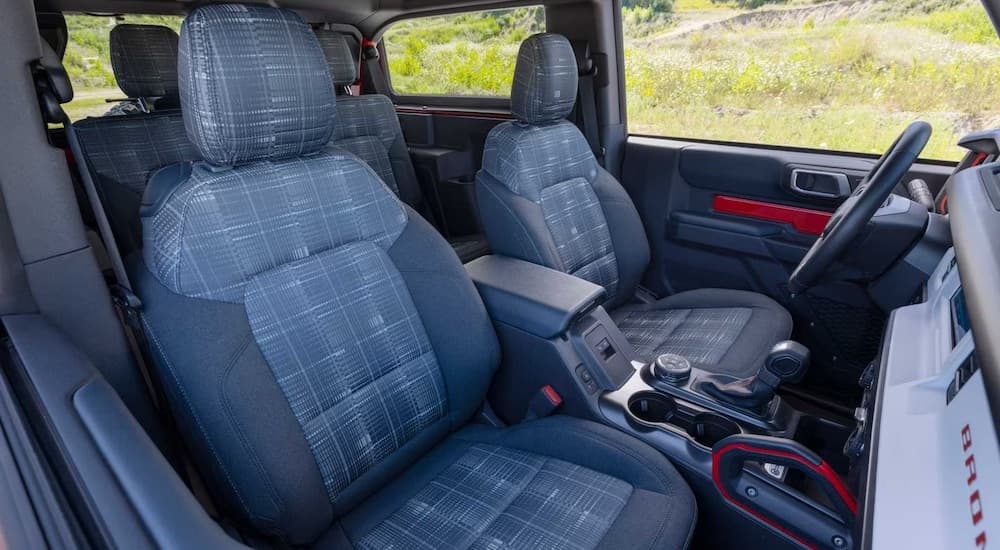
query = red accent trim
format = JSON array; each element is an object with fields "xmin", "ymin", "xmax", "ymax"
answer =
[
  {"xmin": 972, "ymin": 152, "xmax": 989, "ymax": 166},
  {"xmin": 395, "ymin": 106, "xmax": 514, "ymax": 120},
  {"xmin": 541, "ymin": 385, "xmax": 562, "ymax": 406},
  {"xmin": 712, "ymin": 442, "xmax": 857, "ymax": 550},
  {"xmin": 713, "ymin": 195, "xmax": 831, "ymax": 236},
  {"xmin": 361, "ymin": 37, "xmax": 377, "ymax": 48}
]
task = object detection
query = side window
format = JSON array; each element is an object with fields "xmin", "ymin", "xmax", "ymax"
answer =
[
  {"xmin": 622, "ymin": 0, "xmax": 1000, "ymax": 161},
  {"xmin": 63, "ymin": 14, "xmax": 183, "ymax": 121},
  {"xmin": 382, "ymin": 6, "xmax": 545, "ymax": 97}
]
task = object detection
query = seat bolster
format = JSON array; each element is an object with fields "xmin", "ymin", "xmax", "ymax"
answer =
[
  {"xmin": 475, "ymin": 170, "xmax": 564, "ymax": 270},
  {"xmin": 130, "ymin": 258, "xmax": 334, "ymax": 544},
  {"xmin": 592, "ymin": 167, "xmax": 650, "ymax": 309},
  {"xmin": 388, "ymin": 207, "xmax": 500, "ymax": 426}
]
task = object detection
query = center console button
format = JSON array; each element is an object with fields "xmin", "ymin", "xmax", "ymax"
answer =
[{"xmin": 652, "ymin": 353, "xmax": 691, "ymax": 385}]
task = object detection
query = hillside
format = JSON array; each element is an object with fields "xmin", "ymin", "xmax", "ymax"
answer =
[{"xmin": 60, "ymin": 1, "xmax": 1000, "ymax": 160}]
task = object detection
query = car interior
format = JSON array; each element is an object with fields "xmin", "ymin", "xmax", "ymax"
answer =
[{"xmin": 1, "ymin": 0, "xmax": 999, "ymax": 548}]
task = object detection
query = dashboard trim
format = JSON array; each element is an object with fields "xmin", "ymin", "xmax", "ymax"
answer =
[
  {"xmin": 947, "ymin": 163, "xmax": 1000, "ymax": 439},
  {"xmin": 858, "ymin": 313, "xmax": 892, "ymax": 550}
]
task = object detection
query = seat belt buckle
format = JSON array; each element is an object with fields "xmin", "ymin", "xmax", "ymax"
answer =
[
  {"xmin": 523, "ymin": 385, "xmax": 562, "ymax": 421},
  {"xmin": 110, "ymin": 284, "xmax": 143, "ymax": 324}
]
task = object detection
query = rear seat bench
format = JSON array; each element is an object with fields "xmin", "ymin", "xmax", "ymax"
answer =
[{"xmin": 75, "ymin": 24, "xmax": 489, "ymax": 265}]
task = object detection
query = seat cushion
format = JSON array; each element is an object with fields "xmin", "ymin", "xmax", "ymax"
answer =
[
  {"xmin": 612, "ymin": 288, "xmax": 793, "ymax": 378},
  {"xmin": 321, "ymin": 415, "xmax": 697, "ymax": 550}
]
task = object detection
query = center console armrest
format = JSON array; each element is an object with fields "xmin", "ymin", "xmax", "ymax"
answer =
[{"xmin": 465, "ymin": 255, "xmax": 606, "ymax": 339}]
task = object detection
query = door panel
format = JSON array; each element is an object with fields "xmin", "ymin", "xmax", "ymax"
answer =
[
  {"xmin": 622, "ymin": 136, "xmax": 954, "ymax": 402},
  {"xmin": 622, "ymin": 136, "xmax": 952, "ymax": 299},
  {"xmin": 397, "ymin": 106, "xmax": 509, "ymax": 239}
]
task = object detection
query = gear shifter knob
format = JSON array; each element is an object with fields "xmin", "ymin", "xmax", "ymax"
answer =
[
  {"xmin": 700, "ymin": 340, "xmax": 811, "ymax": 412},
  {"xmin": 764, "ymin": 341, "xmax": 810, "ymax": 384}
]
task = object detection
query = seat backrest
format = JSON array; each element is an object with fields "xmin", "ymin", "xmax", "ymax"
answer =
[
  {"xmin": 476, "ymin": 33, "xmax": 650, "ymax": 309},
  {"xmin": 74, "ymin": 112, "xmax": 198, "ymax": 255},
  {"xmin": 134, "ymin": 5, "xmax": 498, "ymax": 544},
  {"xmin": 74, "ymin": 23, "xmax": 197, "ymax": 255},
  {"xmin": 109, "ymin": 24, "xmax": 181, "ymax": 111},
  {"xmin": 314, "ymin": 29, "xmax": 425, "ymax": 211}
]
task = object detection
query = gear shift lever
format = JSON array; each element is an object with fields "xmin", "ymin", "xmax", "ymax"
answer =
[{"xmin": 700, "ymin": 341, "xmax": 810, "ymax": 410}]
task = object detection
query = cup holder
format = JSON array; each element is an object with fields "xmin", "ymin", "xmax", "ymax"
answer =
[
  {"xmin": 628, "ymin": 392, "xmax": 677, "ymax": 424},
  {"xmin": 627, "ymin": 392, "xmax": 742, "ymax": 449},
  {"xmin": 687, "ymin": 413, "xmax": 741, "ymax": 448}
]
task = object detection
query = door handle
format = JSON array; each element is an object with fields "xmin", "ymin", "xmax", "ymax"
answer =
[
  {"xmin": 790, "ymin": 169, "xmax": 851, "ymax": 199},
  {"xmin": 713, "ymin": 434, "xmax": 855, "ymax": 549}
]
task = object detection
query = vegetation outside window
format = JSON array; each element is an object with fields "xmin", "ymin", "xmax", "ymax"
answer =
[
  {"xmin": 62, "ymin": 14, "xmax": 183, "ymax": 121},
  {"xmin": 383, "ymin": 6, "xmax": 545, "ymax": 97},
  {"xmin": 622, "ymin": 0, "xmax": 1000, "ymax": 161}
]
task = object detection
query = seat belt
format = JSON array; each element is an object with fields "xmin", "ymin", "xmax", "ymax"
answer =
[
  {"xmin": 34, "ymin": 42, "xmax": 228, "ymax": 527},
  {"xmin": 572, "ymin": 42, "xmax": 604, "ymax": 166},
  {"xmin": 61, "ymin": 114, "xmax": 222, "ymax": 520},
  {"xmin": 361, "ymin": 38, "xmax": 390, "ymax": 95}
]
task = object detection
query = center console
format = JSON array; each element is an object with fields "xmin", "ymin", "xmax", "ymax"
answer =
[{"xmin": 467, "ymin": 255, "xmax": 858, "ymax": 550}]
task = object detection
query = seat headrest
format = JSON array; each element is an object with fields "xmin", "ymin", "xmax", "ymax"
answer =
[
  {"xmin": 511, "ymin": 33, "xmax": 578, "ymax": 125},
  {"xmin": 110, "ymin": 24, "xmax": 180, "ymax": 100},
  {"xmin": 314, "ymin": 29, "xmax": 357, "ymax": 88},
  {"xmin": 178, "ymin": 4, "xmax": 336, "ymax": 166}
]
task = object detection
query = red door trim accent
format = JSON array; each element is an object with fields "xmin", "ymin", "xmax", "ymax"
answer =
[
  {"xmin": 711, "ymin": 442, "xmax": 857, "ymax": 550},
  {"xmin": 713, "ymin": 195, "xmax": 832, "ymax": 236}
]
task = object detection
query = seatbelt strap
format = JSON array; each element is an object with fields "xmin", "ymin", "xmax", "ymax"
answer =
[
  {"xmin": 63, "ymin": 115, "xmax": 222, "ymax": 520},
  {"xmin": 577, "ymin": 67, "xmax": 604, "ymax": 166},
  {"xmin": 63, "ymin": 119, "xmax": 137, "ymax": 304},
  {"xmin": 361, "ymin": 38, "xmax": 390, "ymax": 95}
]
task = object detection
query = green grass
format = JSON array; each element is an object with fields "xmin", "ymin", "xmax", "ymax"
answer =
[
  {"xmin": 384, "ymin": 7, "xmax": 544, "ymax": 96},
  {"xmin": 623, "ymin": 0, "xmax": 1000, "ymax": 160},
  {"xmin": 59, "ymin": 2, "xmax": 1000, "ymax": 161}
]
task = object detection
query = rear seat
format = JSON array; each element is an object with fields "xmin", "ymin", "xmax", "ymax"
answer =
[
  {"xmin": 74, "ymin": 25, "xmax": 197, "ymax": 255},
  {"xmin": 107, "ymin": 24, "xmax": 182, "ymax": 113},
  {"xmin": 76, "ymin": 24, "xmax": 488, "ymax": 263},
  {"xmin": 314, "ymin": 29, "xmax": 491, "ymax": 262}
]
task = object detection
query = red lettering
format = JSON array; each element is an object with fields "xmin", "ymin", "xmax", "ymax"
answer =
[
  {"xmin": 966, "ymin": 454, "xmax": 978, "ymax": 486},
  {"xmin": 962, "ymin": 424, "xmax": 973, "ymax": 452},
  {"xmin": 971, "ymin": 490, "xmax": 984, "ymax": 525}
]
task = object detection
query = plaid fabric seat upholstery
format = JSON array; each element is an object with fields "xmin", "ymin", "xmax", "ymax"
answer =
[{"xmin": 134, "ymin": 6, "xmax": 696, "ymax": 548}]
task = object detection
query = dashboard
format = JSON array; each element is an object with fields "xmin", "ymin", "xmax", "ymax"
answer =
[{"xmin": 861, "ymin": 162, "xmax": 1000, "ymax": 548}]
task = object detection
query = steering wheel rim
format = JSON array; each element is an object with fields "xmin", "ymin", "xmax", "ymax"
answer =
[{"xmin": 788, "ymin": 121, "xmax": 932, "ymax": 294}]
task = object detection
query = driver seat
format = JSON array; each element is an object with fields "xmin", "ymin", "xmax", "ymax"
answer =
[{"xmin": 476, "ymin": 33, "xmax": 792, "ymax": 378}]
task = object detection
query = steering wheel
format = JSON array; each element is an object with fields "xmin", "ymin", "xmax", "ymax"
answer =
[{"xmin": 788, "ymin": 122, "xmax": 932, "ymax": 294}]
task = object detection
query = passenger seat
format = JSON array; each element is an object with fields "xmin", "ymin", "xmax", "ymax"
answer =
[{"xmin": 314, "ymin": 29, "xmax": 491, "ymax": 263}]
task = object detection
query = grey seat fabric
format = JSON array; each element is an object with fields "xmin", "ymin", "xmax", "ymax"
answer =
[
  {"xmin": 108, "ymin": 24, "xmax": 181, "ymax": 111},
  {"xmin": 476, "ymin": 33, "xmax": 791, "ymax": 378},
  {"xmin": 314, "ymin": 29, "xmax": 490, "ymax": 263},
  {"xmin": 135, "ymin": 5, "xmax": 696, "ymax": 548},
  {"xmin": 75, "ymin": 111, "xmax": 198, "ymax": 255},
  {"xmin": 74, "ymin": 23, "xmax": 198, "ymax": 254}
]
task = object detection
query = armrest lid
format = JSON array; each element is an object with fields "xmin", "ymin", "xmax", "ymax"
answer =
[{"xmin": 465, "ymin": 255, "xmax": 605, "ymax": 338}]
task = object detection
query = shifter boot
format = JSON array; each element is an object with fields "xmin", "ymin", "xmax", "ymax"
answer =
[
  {"xmin": 699, "ymin": 341, "xmax": 810, "ymax": 411},
  {"xmin": 701, "ymin": 369, "xmax": 782, "ymax": 410}
]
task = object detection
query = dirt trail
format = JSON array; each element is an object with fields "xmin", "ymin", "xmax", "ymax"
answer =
[{"xmin": 641, "ymin": 0, "xmax": 880, "ymax": 45}]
